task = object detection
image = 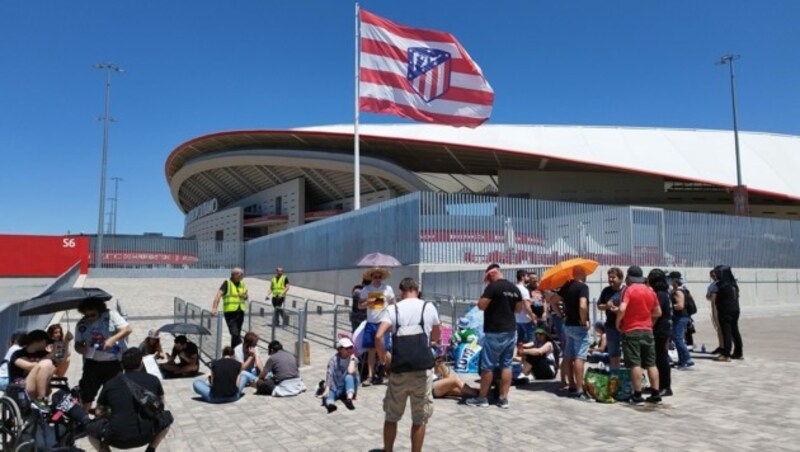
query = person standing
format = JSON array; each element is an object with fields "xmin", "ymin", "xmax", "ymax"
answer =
[
  {"xmin": 713, "ymin": 265, "xmax": 743, "ymax": 361},
  {"xmin": 669, "ymin": 272, "xmax": 695, "ymax": 369},
  {"xmin": 358, "ymin": 267, "xmax": 395, "ymax": 385},
  {"xmin": 546, "ymin": 267, "xmax": 591, "ymax": 401},
  {"xmin": 514, "ymin": 269, "xmax": 537, "ymax": 344},
  {"xmin": 596, "ymin": 267, "xmax": 624, "ymax": 376},
  {"xmin": 211, "ymin": 267, "xmax": 249, "ymax": 348},
  {"xmin": 375, "ymin": 277, "xmax": 441, "ymax": 452},
  {"xmin": 706, "ymin": 270, "xmax": 724, "ymax": 354},
  {"xmin": 267, "ymin": 267, "xmax": 290, "ymax": 327},
  {"xmin": 617, "ymin": 266, "xmax": 662, "ymax": 406},
  {"xmin": 648, "ymin": 269, "xmax": 673, "ymax": 397},
  {"xmin": 74, "ymin": 299, "xmax": 132, "ymax": 411},
  {"xmin": 466, "ymin": 264, "xmax": 521, "ymax": 409}
]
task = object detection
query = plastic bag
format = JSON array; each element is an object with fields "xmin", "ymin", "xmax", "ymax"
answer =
[{"xmin": 584, "ymin": 368, "xmax": 615, "ymax": 403}]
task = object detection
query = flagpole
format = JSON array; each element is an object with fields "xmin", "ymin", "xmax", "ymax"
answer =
[{"xmin": 353, "ymin": 1, "xmax": 361, "ymax": 211}]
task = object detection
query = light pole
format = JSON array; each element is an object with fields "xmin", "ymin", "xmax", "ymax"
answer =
[
  {"xmin": 94, "ymin": 63, "xmax": 123, "ymax": 266},
  {"xmin": 716, "ymin": 54, "xmax": 747, "ymax": 215},
  {"xmin": 111, "ymin": 176, "xmax": 123, "ymax": 234}
]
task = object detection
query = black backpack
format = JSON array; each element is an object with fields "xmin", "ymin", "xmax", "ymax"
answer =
[
  {"xmin": 122, "ymin": 376, "xmax": 163, "ymax": 420},
  {"xmin": 390, "ymin": 302, "xmax": 435, "ymax": 374},
  {"xmin": 683, "ymin": 290, "xmax": 698, "ymax": 316}
]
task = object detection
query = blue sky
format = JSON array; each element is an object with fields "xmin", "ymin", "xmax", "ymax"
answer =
[{"xmin": 1, "ymin": 1, "xmax": 798, "ymax": 237}]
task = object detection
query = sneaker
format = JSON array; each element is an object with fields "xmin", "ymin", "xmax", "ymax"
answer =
[
  {"xmin": 496, "ymin": 398, "xmax": 509, "ymax": 409},
  {"xmin": 576, "ymin": 393, "xmax": 594, "ymax": 403},
  {"xmin": 714, "ymin": 355, "xmax": 731, "ymax": 362},
  {"xmin": 676, "ymin": 362, "xmax": 695, "ymax": 371},
  {"xmin": 344, "ymin": 399, "xmax": 355, "ymax": 411},
  {"xmin": 465, "ymin": 397, "xmax": 489, "ymax": 407},
  {"xmin": 325, "ymin": 403, "xmax": 338, "ymax": 414},
  {"xmin": 646, "ymin": 395, "xmax": 663, "ymax": 405},
  {"xmin": 711, "ymin": 347, "xmax": 724, "ymax": 355},
  {"xmin": 362, "ymin": 379, "xmax": 372, "ymax": 387},
  {"xmin": 629, "ymin": 394, "xmax": 645, "ymax": 406},
  {"xmin": 659, "ymin": 388, "xmax": 674, "ymax": 397},
  {"xmin": 687, "ymin": 345, "xmax": 694, "ymax": 352},
  {"xmin": 314, "ymin": 380, "xmax": 326, "ymax": 398}
]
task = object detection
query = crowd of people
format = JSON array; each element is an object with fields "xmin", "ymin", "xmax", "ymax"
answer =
[{"xmin": 0, "ymin": 262, "xmax": 745, "ymax": 452}]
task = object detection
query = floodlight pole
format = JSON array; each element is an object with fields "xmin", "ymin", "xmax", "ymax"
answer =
[
  {"xmin": 111, "ymin": 176, "xmax": 123, "ymax": 234},
  {"xmin": 354, "ymin": 2, "xmax": 361, "ymax": 210},
  {"xmin": 94, "ymin": 63, "xmax": 123, "ymax": 266},
  {"xmin": 716, "ymin": 54, "xmax": 747, "ymax": 215}
]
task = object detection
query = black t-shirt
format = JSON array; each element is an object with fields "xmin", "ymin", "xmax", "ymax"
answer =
[
  {"xmin": 597, "ymin": 286, "xmax": 622, "ymax": 329},
  {"xmin": 98, "ymin": 370, "xmax": 164, "ymax": 444},
  {"xmin": 716, "ymin": 284, "xmax": 740, "ymax": 313},
  {"xmin": 9, "ymin": 348, "xmax": 48, "ymax": 382},
  {"xmin": 172, "ymin": 342, "xmax": 199, "ymax": 366},
  {"xmin": 481, "ymin": 279, "xmax": 521, "ymax": 333},
  {"xmin": 558, "ymin": 280, "xmax": 590, "ymax": 327},
  {"xmin": 653, "ymin": 290, "xmax": 673, "ymax": 338},
  {"xmin": 210, "ymin": 358, "xmax": 241, "ymax": 398}
]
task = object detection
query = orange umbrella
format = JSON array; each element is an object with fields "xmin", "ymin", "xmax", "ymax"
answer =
[{"xmin": 538, "ymin": 258, "xmax": 599, "ymax": 290}]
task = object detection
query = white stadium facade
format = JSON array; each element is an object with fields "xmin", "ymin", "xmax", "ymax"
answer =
[{"xmin": 166, "ymin": 124, "xmax": 800, "ymax": 242}]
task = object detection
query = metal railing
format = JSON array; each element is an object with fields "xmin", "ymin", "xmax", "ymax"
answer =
[
  {"xmin": 246, "ymin": 300, "xmax": 308, "ymax": 367},
  {"xmin": 172, "ymin": 297, "xmax": 223, "ymax": 365}
]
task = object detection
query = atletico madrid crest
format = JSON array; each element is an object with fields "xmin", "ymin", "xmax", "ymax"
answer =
[{"xmin": 406, "ymin": 47, "xmax": 452, "ymax": 102}]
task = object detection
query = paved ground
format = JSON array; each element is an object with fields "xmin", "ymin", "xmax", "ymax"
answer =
[{"xmin": 59, "ymin": 277, "xmax": 800, "ymax": 451}]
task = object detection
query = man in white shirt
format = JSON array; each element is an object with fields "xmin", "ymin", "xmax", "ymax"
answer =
[
  {"xmin": 375, "ymin": 278, "xmax": 440, "ymax": 452},
  {"xmin": 358, "ymin": 267, "xmax": 396, "ymax": 385},
  {"xmin": 514, "ymin": 269, "xmax": 537, "ymax": 344}
]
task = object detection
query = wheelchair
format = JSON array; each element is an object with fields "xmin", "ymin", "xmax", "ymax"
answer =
[{"xmin": 1, "ymin": 377, "xmax": 86, "ymax": 451}]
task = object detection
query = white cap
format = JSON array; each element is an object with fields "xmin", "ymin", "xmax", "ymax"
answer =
[{"xmin": 337, "ymin": 337, "xmax": 354, "ymax": 348}]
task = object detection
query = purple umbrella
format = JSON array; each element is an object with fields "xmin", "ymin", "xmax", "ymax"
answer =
[{"xmin": 355, "ymin": 252, "xmax": 402, "ymax": 267}]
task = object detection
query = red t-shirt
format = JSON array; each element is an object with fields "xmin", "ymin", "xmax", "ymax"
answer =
[{"xmin": 619, "ymin": 284, "xmax": 658, "ymax": 333}]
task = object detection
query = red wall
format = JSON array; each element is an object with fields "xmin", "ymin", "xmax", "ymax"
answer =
[{"xmin": 0, "ymin": 234, "xmax": 89, "ymax": 276}]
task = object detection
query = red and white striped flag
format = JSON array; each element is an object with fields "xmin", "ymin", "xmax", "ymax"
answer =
[{"xmin": 359, "ymin": 9, "xmax": 494, "ymax": 128}]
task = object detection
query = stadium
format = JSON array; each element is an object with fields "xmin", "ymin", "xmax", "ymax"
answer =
[{"xmin": 166, "ymin": 124, "xmax": 800, "ymax": 243}]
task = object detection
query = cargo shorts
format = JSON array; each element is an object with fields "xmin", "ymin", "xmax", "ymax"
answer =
[{"xmin": 383, "ymin": 369, "xmax": 433, "ymax": 425}]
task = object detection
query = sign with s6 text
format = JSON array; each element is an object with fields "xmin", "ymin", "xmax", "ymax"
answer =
[{"xmin": 0, "ymin": 234, "xmax": 89, "ymax": 276}]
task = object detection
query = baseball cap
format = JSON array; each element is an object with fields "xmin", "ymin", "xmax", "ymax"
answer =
[
  {"xmin": 337, "ymin": 337, "xmax": 354, "ymax": 348},
  {"xmin": 147, "ymin": 329, "xmax": 160, "ymax": 339},
  {"xmin": 626, "ymin": 265, "xmax": 646, "ymax": 283}
]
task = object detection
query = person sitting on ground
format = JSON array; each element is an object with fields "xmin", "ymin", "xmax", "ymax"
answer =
[
  {"xmin": 0, "ymin": 329, "xmax": 27, "ymax": 391},
  {"xmin": 47, "ymin": 323, "xmax": 73, "ymax": 378},
  {"xmin": 516, "ymin": 328, "xmax": 558, "ymax": 381},
  {"xmin": 192, "ymin": 346, "xmax": 254, "ymax": 403},
  {"xmin": 86, "ymin": 348, "xmax": 173, "ymax": 452},
  {"xmin": 159, "ymin": 335, "xmax": 199, "ymax": 378},
  {"xmin": 255, "ymin": 341, "xmax": 306, "ymax": 397},
  {"xmin": 9, "ymin": 330, "xmax": 57, "ymax": 405},
  {"xmin": 432, "ymin": 358, "xmax": 478, "ymax": 399},
  {"xmin": 588, "ymin": 321, "xmax": 609, "ymax": 364},
  {"xmin": 323, "ymin": 337, "xmax": 359, "ymax": 412},
  {"xmin": 234, "ymin": 332, "xmax": 264, "ymax": 378},
  {"xmin": 139, "ymin": 330, "xmax": 165, "ymax": 360}
]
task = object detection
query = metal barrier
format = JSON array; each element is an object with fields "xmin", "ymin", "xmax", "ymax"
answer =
[
  {"xmin": 247, "ymin": 300, "xmax": 308, "ymax": 367},
  {"xmin": 304, "ymin": 298, "xmax": 341, "ymax": 349},
  {"xmin": 172, "ymin": 297, "xmax": 224, "ymax": 365}
]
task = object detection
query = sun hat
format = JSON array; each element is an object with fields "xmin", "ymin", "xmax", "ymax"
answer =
[
  {"xmin": 457, "ymin": 317, "xmax": 470, "ymax": 329},
  {"xmin": 362, "ymin": 267, "xmax": 390, "ymax": 281}
]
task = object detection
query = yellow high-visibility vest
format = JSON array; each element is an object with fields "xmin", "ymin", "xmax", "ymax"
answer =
[
  {"xmin": 223, "ymin": 280, "xmax": 247, "ymax": 312},
  {"xmin": 271, "ymin": 275, "xmax": 287, "ymax": 297}
]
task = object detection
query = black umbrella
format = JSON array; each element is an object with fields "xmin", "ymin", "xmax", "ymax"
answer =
[
  {"xmin": 20, "ymin": 287, "xmax": 113, "ymax": 316},
  {"xmin": 157, "ymin": 323, "xmax": 211, "ymax": 336}
]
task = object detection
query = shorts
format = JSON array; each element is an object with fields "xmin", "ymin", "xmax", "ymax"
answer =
[
  {"xmin": 383, "ymin": 369, "xmax": 433, "ymax": 425},
  {"xmin": 362, "ymin": 322, "xmax": 390, "ymax": 350},
  {"xmin": 563, "ymin": 326, "xmax": 590, "ymax": 360},
  {"xmin": 606, "ymin": 326, "xmax": 622, "ymax": 358},
  {"xmin": 623, "ymin": 330, "xmax": 656, "ymax": 369},
  {"xmin": 80, "ymin": 359, "xmax": 122, "ymax": 403},
  {"xmin": 516, "ymin": 322, "xmax": 534, "ymax": 344},
  {"xmin": 479, "ymin": 331, "xmax": 516, "ymax": 371}
]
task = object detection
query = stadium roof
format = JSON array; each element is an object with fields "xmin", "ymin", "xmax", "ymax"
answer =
[{"xmin": 166, "ymin": 124, "xmax": 800, "ymax": 213}]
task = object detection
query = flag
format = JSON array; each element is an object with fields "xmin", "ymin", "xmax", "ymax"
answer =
[{"xmin": 359, "ymin": 9, "xmax": 494, "ymax": 128}]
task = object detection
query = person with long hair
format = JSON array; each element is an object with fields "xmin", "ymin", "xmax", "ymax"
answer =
[
  {"xmin": 138, "ymin": 329, "xmax": 166, "ymax": 360},
  {"xmin": 9, "ymin": 330, "xmax": 56, "ymax": 405},
  {"xmin": 517, "ymin": 328, "xmax": 558, "ymax": 381},
  {"xmin": 713, "ymin": 265, "xmax": 743, "ymax": 361},
  {"xmin": 46, "ymin": 323, "xmax": 73, "ymax": 377},
  {"xmin": 432, "ymin": 358, "xmax": 478, "ymax": 399},
  {"xmin": 648, "ymin": 269, "xmax": 673, "ymax": 396},
  {"xmin": 706, "ymin": 270, "xmax": 724, "ymax": 354}
]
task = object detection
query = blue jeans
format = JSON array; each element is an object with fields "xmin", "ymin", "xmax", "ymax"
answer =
[
  {"xmin": 326, "ymin": 374, "xmax": 358, "ymax": 405},
  {"xmin": 606, "ymin": 326, "xmax": 622, "ymax": 358},
  {"xmin": 193, "ymin": 371, "xmax": 257, "ymax": 403},
  {"xmin": 0, "ymin": 376, "xmax": 8, "ymax": 392},
  {"xmin": 672, "ymin": 316, "xmax": 693, "ymax": 365},
  {"xmin": 480, "ymin": 331, "xmax": 516, "ymax": 371},
  {"xmin": 516, "ymin": 322, "xmax": 534, "ymax": 344}
]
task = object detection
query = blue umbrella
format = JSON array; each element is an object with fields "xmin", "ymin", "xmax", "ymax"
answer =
[{"xmin": 355, "ymin": 252, "xmax": 402, "ymax": 267}]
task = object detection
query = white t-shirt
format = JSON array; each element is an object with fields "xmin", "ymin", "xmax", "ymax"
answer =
[
  {"xmin": 359, "ymin": 283, "xmax": 396, "ymax": 323},
  {"xmin": 0, "ymin": 344, "xmax": 22, "ymax": 379},
  {"xmin": 75, "ymin": 310, "xmax": 129, "ymax": 362},
  {"xmin": 380, "ymin": 297, "xmax": 441, "ymax": 341},
  {"xmin": 515, "ymin": 283, "xmax": 532, "ymax": 324},
  {"xmin": 234, "ymin": 343, "xmax": 261, "ymax": 371}
]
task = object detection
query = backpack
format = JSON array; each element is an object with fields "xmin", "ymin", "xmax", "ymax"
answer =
[
  {"xmin": 683, "ymin": 290, "xmax": 698, "ymax": 316},
  {"xmin": 390, "ymin": 301, "xmax": 435, "ymax": 374},
  {"xmin": 122, "ymin": 375, "xmax": 163, "ymax": 420}
]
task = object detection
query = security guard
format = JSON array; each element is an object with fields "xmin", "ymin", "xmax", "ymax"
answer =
[
  {"xmin": 266, "ymin": 267, "xmax": 290, "ymax": 327},
  {"xmin": 211, "ymin": 267, "xmax": 249, "ymax": 348}
]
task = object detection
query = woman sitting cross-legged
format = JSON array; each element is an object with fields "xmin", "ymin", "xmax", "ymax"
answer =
[
  {"xmin": 517, "ymin": 328, "xmax": 558, "ymax": 381},
  {"xmin": 432, "ymin": 358, "xmax": 478, "ymax": 399},
  {"xmin": 192, "ymin": 346, "xmax": 253, "ymax": 403}
]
